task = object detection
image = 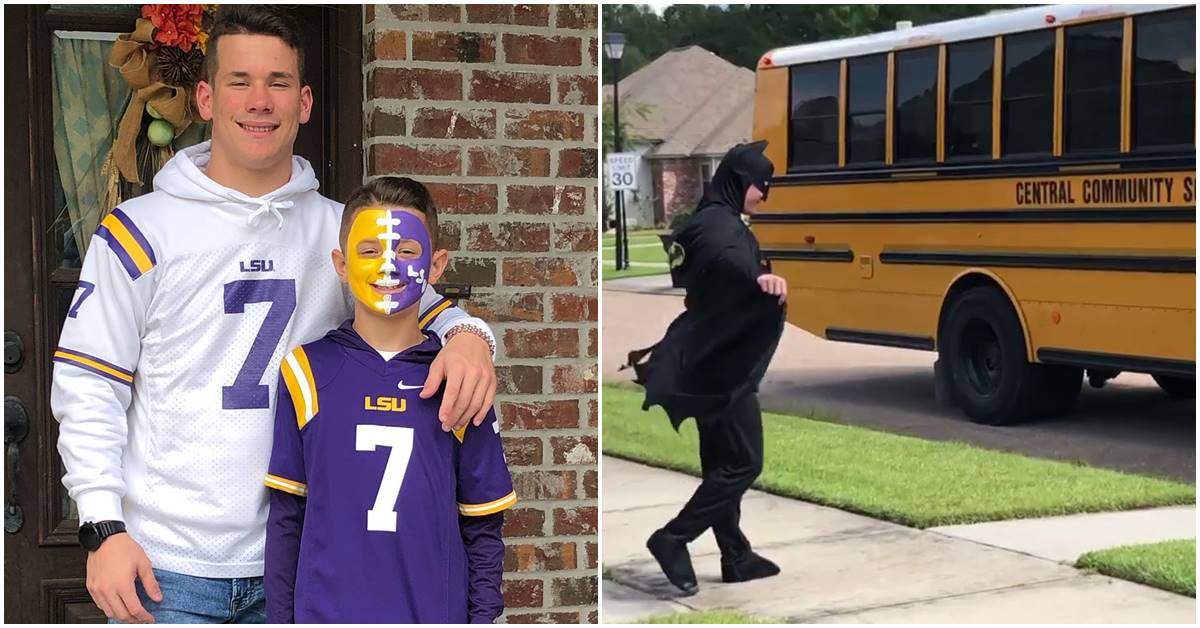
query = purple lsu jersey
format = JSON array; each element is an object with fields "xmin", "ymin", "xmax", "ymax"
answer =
[{"xmin": 265, "ymin": 321, "xmax": 515, "ymax": 623}]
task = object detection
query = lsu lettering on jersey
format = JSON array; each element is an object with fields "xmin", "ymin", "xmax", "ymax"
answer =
[
  {"xmin": 51, "ymin": 142, "xmax": 495, "ymax": 578},
  {"xmin": 265, "ymin": 322, "xmax": 515, "ymax": 623}
]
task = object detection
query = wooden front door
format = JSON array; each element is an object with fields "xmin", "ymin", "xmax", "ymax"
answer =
[{"xmin": 3, "ymin": 5, "xmax": 360, "ymax": 622}]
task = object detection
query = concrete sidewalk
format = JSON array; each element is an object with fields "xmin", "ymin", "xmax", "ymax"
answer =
[{"xmin": 601, "ymin": 456, "xmax": 1196, "ymax": 624}]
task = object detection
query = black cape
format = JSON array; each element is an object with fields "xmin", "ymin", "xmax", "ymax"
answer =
[{"xmin": 626, "ymin": 141, "xmax": 786, "ymax": 430}]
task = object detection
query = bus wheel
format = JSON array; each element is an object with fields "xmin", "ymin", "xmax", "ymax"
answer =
[
  {"xmin": 1153, "ymin": 375, "xmax": 1195, "ymax": 400},
  {"xmin": 939, "ymin": 286, "xmax": 1039, "ymax": 425},
  {"xmin": 1037, "ymin": 366, "xmax": 1083, "ymax": 417}
]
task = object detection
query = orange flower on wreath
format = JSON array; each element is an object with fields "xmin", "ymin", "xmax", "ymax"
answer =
[{"xmin": 142, "ymin": 4, "xmax": 204, "ymax": 53}]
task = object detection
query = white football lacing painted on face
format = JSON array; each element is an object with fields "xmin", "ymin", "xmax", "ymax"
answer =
[
  {"xmin": 376, "ymin": 211, "xmax": 401, "ymax": 276},
  {"xmin": 375, "ymin": 294, "xmax": 398, "ymax": 313}
]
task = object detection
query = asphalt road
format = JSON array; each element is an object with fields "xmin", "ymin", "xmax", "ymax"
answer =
[{"xmin": 603, "ymin": 278, "xmax": 1196, "ymax": 483}]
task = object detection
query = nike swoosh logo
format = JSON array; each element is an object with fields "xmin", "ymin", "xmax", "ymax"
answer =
[{"xmin": 397, "ymin": 381, "xmax": 423, "ymax": 391}]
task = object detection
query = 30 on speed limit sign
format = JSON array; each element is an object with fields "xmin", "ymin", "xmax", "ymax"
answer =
[{"xmin": 606, "ymin": 153, "xmax": 638, "ymax": 191}]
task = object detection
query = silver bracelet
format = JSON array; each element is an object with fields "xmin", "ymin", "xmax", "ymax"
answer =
[{"xmin": 445, "ymin": 323, "xmax": 496, "ymax": 357}]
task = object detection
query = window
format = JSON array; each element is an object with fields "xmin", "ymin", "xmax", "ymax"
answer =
[
  {"xmin": 1064, "ymin": 19, "xmax": 1123, "ymax": 153},
  {"xmin": 846, "ymin": 54, "xmax": 886, "ymax": 164},
  {"xmin": 789, "ymin": 61, "xmax": 840, "ymax": 168},
  {"xmin": 946, "ymin": 39, "xmax": 994, "ymax": 158},
  {"xmin": 1002, "ymin": 30, "xmax": 1054, "ymax": 156},
  {"xmin": 894, "ymin": 47, "xmax": 938, "ymax": 162},
  {"xmin": 1133, "ymin": 7, "xmax": 1195, "ymax": 149}
]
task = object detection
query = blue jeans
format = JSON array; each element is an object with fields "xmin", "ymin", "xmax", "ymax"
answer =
[{"xmin": 108, "ymin": 568, "xmax": 266, "ymax": 624}]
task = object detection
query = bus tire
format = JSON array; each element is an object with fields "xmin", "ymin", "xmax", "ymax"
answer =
[
  {"xmin": 1036, "ymin": 366, "xmax": 1083, "ymax": 417},
  {"xmin": 939, "ymin": 286, "xmax": 1039, "ymax": 425},
  {"xmin": 1153, "ymin": 375, "xmax": 1195, "ymax": 400}
]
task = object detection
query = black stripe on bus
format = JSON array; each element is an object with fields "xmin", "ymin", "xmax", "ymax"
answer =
[
  {"xmin": 825, "ymin": 327, "xmax": 936, "ymax": 351},
  {"xmin": 878, "ymin": 250, "xmax": 1195, "ymax": 273},
  {"xmin": 761, "ymin": 248, "xmax": 855, "ymax": 262},
  {"xmin": 1038, "ymin": 348, "xmax": 1195, "ymax": 378},
  {"xmin": 752, "ymin": 207, "xmax": 1196, "ymax": 224},
  {"xmin": 773, "ymin": 154, "xmax": 1194, "ymax": 186}
]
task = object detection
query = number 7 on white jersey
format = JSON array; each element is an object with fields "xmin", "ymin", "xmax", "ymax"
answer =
[{"xmin": 356, "ymin": 425, "xmax": 414, "ymax": 532}]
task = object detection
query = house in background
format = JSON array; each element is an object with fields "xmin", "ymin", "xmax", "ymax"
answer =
[{"xmin": 604, "ymin": 45, "xmax": 754, "ymax": 228}]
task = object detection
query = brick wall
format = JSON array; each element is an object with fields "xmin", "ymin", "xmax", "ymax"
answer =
[
  {"xmin": 363, "ymin": 5, "xmax": 598, "ymax": 623},
  {"xmin": 653, "ymin": 157, "xmax": 702, "ymax": 224}
]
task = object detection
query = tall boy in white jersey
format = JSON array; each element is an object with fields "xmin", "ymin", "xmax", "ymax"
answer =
[{"xmin": 51, "ymin": 6, "xmax": 497, "ymax": 624}]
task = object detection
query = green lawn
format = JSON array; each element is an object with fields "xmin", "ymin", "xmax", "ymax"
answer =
[
  {"xmin": 602, "ymin": 230, "xmax": 670, "ymax": 281},
  {"xmin": 602, "ymin": 385, "xmax": 1195, "ymax": 528},
  {"xmin": 635, "ymin": 609, "xmax": 776, "ymax": 624},
  {"xmin": 1077, "ymin": 539, "xmax": 1196, "ymax": 597}
]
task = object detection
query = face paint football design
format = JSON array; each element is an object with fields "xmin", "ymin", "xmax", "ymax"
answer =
[{"xmin": 346, "ymin": 207, "xmax": 431, "ymax": 316}]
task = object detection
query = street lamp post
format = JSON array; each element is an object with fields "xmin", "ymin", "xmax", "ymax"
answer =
[{"xmin": 604, "ymin": 31, "xmax": 630, "ymax": 271}]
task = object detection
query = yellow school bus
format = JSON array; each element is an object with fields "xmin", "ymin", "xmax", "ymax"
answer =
[{"xmin": 751, "ymin": 4, "xmax": 1195, "ymax": 424}]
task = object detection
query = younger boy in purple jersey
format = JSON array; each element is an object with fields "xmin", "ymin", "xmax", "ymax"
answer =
[{"xmin": 264, "ymin": 177, "xmax": 516, "ymax": 623}]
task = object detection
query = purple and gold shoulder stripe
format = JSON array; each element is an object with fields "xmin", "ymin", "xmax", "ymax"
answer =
[
  {"xmin": 264, "ymin": 473, "xmax": 308, "ymax": 497},
  {"xmin": 280, "ymin": 346, "xmax": 319, "ymax": 430},
  {"xmin": 53, "ymin": 347, "xmax": 134, "ymax": 386},
  {"xmin": 458, "ymin": 490, "xmax": 518, "ymax": 517},
  {"xmin": 95, "ymin": 209, "xmax": 156, "ymax": 280},
  {"xmin": 418, "ymin": 297, "xmax": 454, "ymax": 330}
]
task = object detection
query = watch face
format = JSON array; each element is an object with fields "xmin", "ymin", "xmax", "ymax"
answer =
[{"xmin": 79, "ymin": 524, "xmax": 100, "ymax": 551}]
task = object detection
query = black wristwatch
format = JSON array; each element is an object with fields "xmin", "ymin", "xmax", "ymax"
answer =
[{"xmin": 78, "ymin": 520, "xmax": 126, "ymax": 551}]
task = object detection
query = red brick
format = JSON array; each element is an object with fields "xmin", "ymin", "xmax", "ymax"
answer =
[
  {"xmin": 370, "ymin": 144, "xmax": 460, "ymax": 176},
  {"xmin": 554, "ymin": 223, "xmax": 597, "ymax": 253},
  {"xmin": 466, "ymin": 4, "xmax": 512, "ymax": 23},
  {"xmin": 551, "ymin": 435, "xmax": 596, "ymax": 465},
  {"xmin": 465, "ymin": 292, "xmax": 543, "ymax": 322},
  {"xmin": 437, "ymin": 220, "xmax": 460, "ymax": 250},
  {"xmin": 504, "ymin": 328, "xmax": 578, "ymax": 358},
  {"xmin": 557, "ymin": 4, "xmax": 597, "ymax": 29},
  {"xmin": 505, "ymin": 185, "xmax": 586, "ymax": 215},
  {"xmin": 365, "ymin": 5, "xmax": 375, "ymax": 23},
  {"xmin": 427, "ymin": 4, "xmax": 461, "ymax": 22},
  {"xmin": 440, "ymin": 257, "xmax": 495, "ymax": 287},
  {"xmin": 513, "ymin": 470, "xmax": 576, "ymax": 500},
  {"xmin": 505, "ymin": 110, "xmax": 585, "ymax": 141},
  {"xmin": 507, "ymin": 612, "xmax": 582, "ymax": 624},
  {"xmin": 467, "ymin": 146, "xmax": 550, "ymax": 178},
  {"xmin": 558, "ymin": 148, "xmax": 598, "ymax": 178},
  {"xmin": 500, "ymin": 400, "xmax": 579, "ymax": 430},
  {"xmin": 554, "ymin": 506, "xmax": 597, "ymax": 535},
  {"xmin": 503, "ymin": 257, "xmax": 579, "ymax": 287},
  {"xmin": 468, "ymin": 222, "xmax": 550, "ymax": 253},
  {"xmin": 412, "ymin": 31, "xmax": 496, "ymax": 63},
  {"xmin": 504, "ymin": 33, "xmax": 581, "ymax": 67},
  {"xmin": 588, "ymin": 610, "xmax": 598, "ymax": 624},
  {"xmin": 590, "ymin": 36, "xmax": 597, "ymax": 67},
  {"xmin": 501, "ymin": 436, "xmax": 543, "ymax": 466},
  {"xmin": 496, "ymin": 365, "xmax": 542, "ymax": 395},
  {"xmin": 558, "ymin": 74, "xmax": 598, "ymax": 105},
  {"xmin": 502, "ymin": 578, "xmax": 544, "ymax": 608},
  {"xmin": 584, "ymin": 471, "xmax": 597, "ymax": 500},
  {"xmin": 588, "ymin": 327, "xmax": 597, "ymax": 358},
  {"xmin": 384, "ymin": 4, "xmax": 422, "ymax": 20},
  {"xmin": 470, "ymin": 70, "xmax": 550, "ymax": 104},
  {"xmin": 370, "ymin": 30, "xmax": 406, "ymax": 60},
  {"xmin": 551, "ymin": 576, "xmax": 597, "ymax": 607},
  {"xmin": 502, "ymin": 507, "xmax": 545, "ymax": 537},
  {"xmin": 551, "ymin": 293, "xmax": 596, "ymax": 322},
  {"xmin": 426, "ymin": 182, "xmax": 498, "ymax": 215},
  {"xmin": 504, "ymin": 541, "xmax": 578, "ymax": 572},
  {"xmin": 369, "ymin": 67, "xmax": 462, "ymax": 100},
  {"xmin": 411, "ymin": 107, "xmax": 496, "ymax": 139},
  {"xmin": 367, "ymin": 106, "xmax": 405, "ymax": 136},
  {"xmin": 552, "ymin": 364, "xmax": 597, "ymax": 393},
  {"xmin": 587, "ymin": 399, "xmax": 597, "ymax": 428},
  {"xmin": 515, "ymin": 4, "xmax": 550, "ymax": 26}
]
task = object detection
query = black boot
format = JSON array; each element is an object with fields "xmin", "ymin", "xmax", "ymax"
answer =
[
  {"xmin": 721, "ymin": 552, "xmax": 780, "ymax": 583},
  {"xmin": 646, "ymin": 528, "xmax": 699, "ymax": 596}
]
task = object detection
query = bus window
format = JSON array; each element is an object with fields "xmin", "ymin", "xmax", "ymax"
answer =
[
  {"xmin": 894, "ymin": 47, "xmax": 938, "ymax": 162},
  {"xmin": 1064, "ymin": 19, "xmax": 1123, "ymax": 154},
  {"xmin": 946, "ymin": 39, "xmax": 994, "ymax": 159},
  {"xmin": 1133, "ymin": 7, "xmax": 1196, "ymax": 150},
  {"xmin": 789, "ymin": 60, "xmax": 840, "ymax": 169},
  {"xmin": 1002, "ymin": 30, "xmax": 1054, "ymax": 156},
  {"xmin": 847, "ymin": 54, "xmax": 886, "ymax": 165}
]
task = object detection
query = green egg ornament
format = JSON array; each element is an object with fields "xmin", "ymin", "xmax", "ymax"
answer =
[
  {"xmin": 147, "ymin": 119, "xmax": 174, "ymax": 146},
  {"xmin": 145, "ymin": 102, "xmax": 163, "ymax": 119}
]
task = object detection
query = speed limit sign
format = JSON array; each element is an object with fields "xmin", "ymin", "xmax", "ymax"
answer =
[{"xmin": 606, "ymin": 153, "xmax": 638, "ymax": 191}]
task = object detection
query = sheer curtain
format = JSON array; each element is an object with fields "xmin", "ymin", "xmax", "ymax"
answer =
[{"xmin": 51, "ymin": 32, "xmax": 129, "ymax": 257}]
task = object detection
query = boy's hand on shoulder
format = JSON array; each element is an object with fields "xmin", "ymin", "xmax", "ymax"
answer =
[
  {"xmin": 756, "ymin": 273, "xmax": 788, "ymax": 304},
  {"xmin": 86, "ymin": 533, "xmax": 162, "ymax": 624},
  {"xmin": 422, "ymin": 331, "xmax": 496, "ymax": 432}
]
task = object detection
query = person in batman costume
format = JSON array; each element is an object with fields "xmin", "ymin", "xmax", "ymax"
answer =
[{"xmin": 624, "ymin": 140, "xmax": 788, "ymax": 595}]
